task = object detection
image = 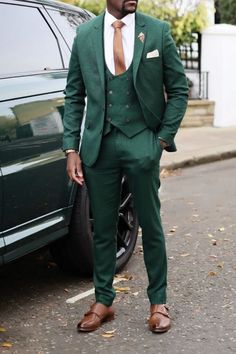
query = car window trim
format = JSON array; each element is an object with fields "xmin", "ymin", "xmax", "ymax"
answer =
[
  {"xmin": 0, "ymin": 68, "xmax": 68, "ymax": 81},
  {"xmin": 0, "ymin": 2, "xmax": 66, "ymax": 75}
]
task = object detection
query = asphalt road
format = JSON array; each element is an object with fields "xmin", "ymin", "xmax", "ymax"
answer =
[{"xmin": 1, "ymin": 158, "xmax": 236, "ymax": 354}]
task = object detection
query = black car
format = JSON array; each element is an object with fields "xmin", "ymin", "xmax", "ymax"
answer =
[{"xmin": 0, "ymin": 0, "xmax": 138, "ymax": 275}]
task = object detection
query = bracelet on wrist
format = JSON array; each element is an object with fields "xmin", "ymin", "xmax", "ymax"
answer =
[{"xmin": 65, "ymin": 149, "xmax": 77, "ymax": 156}]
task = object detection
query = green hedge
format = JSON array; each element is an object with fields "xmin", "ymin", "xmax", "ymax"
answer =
[{"xmin": 219, "ymin": 0, "xmax": 236, "ymax": 25}]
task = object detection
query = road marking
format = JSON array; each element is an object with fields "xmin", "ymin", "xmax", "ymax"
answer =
[{"xmin": 66, "ymin": 278, "xmax": 124, "ymax": 304}]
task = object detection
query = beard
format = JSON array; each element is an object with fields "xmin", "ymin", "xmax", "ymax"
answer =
[{"xmin": 121, "ymin": 0, "xmax": 138, "ymax": 16}]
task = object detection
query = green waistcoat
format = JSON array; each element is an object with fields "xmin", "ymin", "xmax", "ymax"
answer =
[{"xmin": 103, "ymin": 64, "xmax": 147, "ymax": 137}]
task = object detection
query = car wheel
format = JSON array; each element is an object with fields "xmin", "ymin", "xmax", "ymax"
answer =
[{"xmin": 50, "ymin": 176, "xmax": 139, "ymax": 276}]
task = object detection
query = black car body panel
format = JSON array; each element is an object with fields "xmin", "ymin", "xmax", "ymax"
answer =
[{"xmin": 0, "ymin": 0, "xmax": 92, "ymax": 263}]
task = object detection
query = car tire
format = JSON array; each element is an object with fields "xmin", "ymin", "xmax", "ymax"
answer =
[{"xmin": 50, "ymin": 176, "xmax": 139, "ymax": 276}]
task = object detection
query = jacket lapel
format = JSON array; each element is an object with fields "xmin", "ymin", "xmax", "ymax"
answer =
[
  {"xmin": 133, "ymin": 12, "xmax": 146, "ymax": 84},
  {"xmin": 92, "ymin": 13, "xmax": 105, "ymax": 91},
  {"xmin": 91, "ymin": 12, "xmax": 146, "ymax": 88}
]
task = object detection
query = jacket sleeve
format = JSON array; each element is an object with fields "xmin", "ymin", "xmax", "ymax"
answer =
[
  {"xmin": 158, "ymin": 22, "xmax": 189, "ymax": 146},
  {"xmin": 62, "ymin": 28, "xmax": 86, "ymax": 151}
]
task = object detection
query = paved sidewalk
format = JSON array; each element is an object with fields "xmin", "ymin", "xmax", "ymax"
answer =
[{"xmin": 161, "ymin": 126, "xmax": 236, "ymax": 170}]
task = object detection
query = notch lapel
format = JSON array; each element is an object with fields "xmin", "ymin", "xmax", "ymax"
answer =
[
  {"xmin": 92, "ymin": 13, "xmax": 105, "ymax": 91},
  {"xmin": 133, "ymin": 12, "xmax": 146, "ymax": 84}
]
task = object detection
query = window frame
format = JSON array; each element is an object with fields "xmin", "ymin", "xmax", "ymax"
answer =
[{"xmin": 0, "ymin": 0, "xmax": 70, "ymax": 79}]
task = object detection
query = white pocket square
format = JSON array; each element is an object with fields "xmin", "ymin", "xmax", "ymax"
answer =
[{"xmin": 146, "ymin": 49, "xmax": 159, "ymax": 59}]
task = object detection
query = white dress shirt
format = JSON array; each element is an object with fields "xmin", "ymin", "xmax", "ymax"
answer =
[{"xmin": 104, "ymin": 10, "xmax": 135, "ymax": 75}]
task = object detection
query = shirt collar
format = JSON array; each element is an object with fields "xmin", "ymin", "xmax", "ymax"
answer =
[{"xmin": 105, "ymin": 9, "xmax": 135, "ymax": 28}]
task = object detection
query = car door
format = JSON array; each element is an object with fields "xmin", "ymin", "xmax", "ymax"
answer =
[
  {"xmin": 0, "ymin": 1, "xmax": 74, "ymax": 262},
  {"xmin": 0, "ymin": 167, "xmax": 5, "ymax": 265}
]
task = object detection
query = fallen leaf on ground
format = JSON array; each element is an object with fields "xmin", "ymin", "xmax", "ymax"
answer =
[
  {"xmin": 211, "ymin": 239, "xmax": 217, "ymax": 245},
  {"xmin": 217, "ymin": 262, "xmax": 224, "ymax": 269},
  {"xmin": 209, "ymin": 255, "xmax": 218, "ymax": 259},
  {"xmin": 114, "ymin": 286, "xmax": 130, "ymax": 293},
  {"xmin": 64, "ymin": 288, "xmax": 69, "ymax": 293},
  {"xmin": 115, "ymin": 273, "xmax": 133, "ymax": 281},
  {"xmin": 208, "ymin": 233, "xmax": 214, "ymax": 238},
  {"xmin": 208, "ymin": 271, "xmax": 217, "ymax": 276},
  {"xmin": 192, "ymin": 214, "xmax": 199, "ymax": 217},
  {"xmin": 132, "ymin": 292, "xmax": 139, "ymax": 296},
  {"xmin": 218, "ymin": 227, "xmax": 225, "ymax": 232},
  {"xmin": 101, "ymin": 333, "xmax": 115, "ymax": 338},
  {"xmin": 185, "ymin": 233, "xmax": 192, "ymax": 236},
  {"xmin": 180, "ymin": 253, "xmax": 190, "ymax": 257},
  {"xmin": 160, "ymin": 168, "xmax": 181, "ymax": 178},
  {"xmin": 0, "ymin": 327, "xmax": 6, "ymax": 332},
  {"xmin": 1, "ymin": 342, "xmax": 12, "ymax": 348},
  {"xmin": 137, "ymin": 245, "xmax": 143, "ymax": 253},
  {"xmin": 169, "ymin": 225, "xmax": 178, "ymax": 232},
  {"xmin": 104, "ymin": 329, "xmax": 117, "ymax": 335},
  {"xmin": 222, "ymin": 302, "xmax": 233, "ymax": 308},
  {"xmin": 223, "ymin": 238, "xmax": 230, "ymax": 242}
]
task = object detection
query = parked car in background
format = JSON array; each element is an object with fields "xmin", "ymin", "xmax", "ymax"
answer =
[{"xmin": 0, "ymin": 0, "xmax": 139, "ymax": 275}]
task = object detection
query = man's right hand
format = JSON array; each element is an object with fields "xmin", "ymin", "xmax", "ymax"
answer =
[{"xmin": 66, "ymin": 152, "xmax": 84, "ymax": 185}]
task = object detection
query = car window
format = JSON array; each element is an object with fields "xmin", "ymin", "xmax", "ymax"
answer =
[
  {"xmin": 0, "ymin": 3, "xmax": 63, "ymax": 76},
  {"xmin": 47, "ymin": 9, "xmax": 89, "ymax": 49}
]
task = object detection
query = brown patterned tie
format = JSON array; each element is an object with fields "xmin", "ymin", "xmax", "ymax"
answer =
[{"xmin": 112, "ymin": 20, "xmax": 126, "ymax": 75}]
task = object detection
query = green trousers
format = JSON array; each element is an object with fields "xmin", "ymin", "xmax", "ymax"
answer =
[{"xmin": 82, "ymin": 127, "xmax": 167, "ymax": 306}]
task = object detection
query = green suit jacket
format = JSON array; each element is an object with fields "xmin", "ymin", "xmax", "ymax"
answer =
[{"xmin": 63, "ymin": 12, "xmax": 189, "ymax": 166}]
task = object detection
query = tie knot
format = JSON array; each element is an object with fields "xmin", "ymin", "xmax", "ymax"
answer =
[{"xmin": 112, "ymin": 20, "xmax": 125, "ymax": 30}]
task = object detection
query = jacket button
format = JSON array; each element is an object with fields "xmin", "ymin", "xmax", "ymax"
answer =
[
  {"xmin": 107, "ymin": 117, "xmax": 112, "ymax": 122},
  {"xmin": 109, "ymin": 90, "xmax": 113, "ymax": 94}
]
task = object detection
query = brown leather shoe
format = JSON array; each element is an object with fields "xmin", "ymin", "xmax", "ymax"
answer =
[
  {"xmin": 149, "ymin": 304, "xmax": 171, "ymax": 333},
  {"xmin": 77, "ymin": 303, "xmax": 115, "ymax": 332}
]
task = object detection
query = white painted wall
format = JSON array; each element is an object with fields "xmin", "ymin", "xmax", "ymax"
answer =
[{"xmin": 201, "ymin": 24, "xmax": 236, "ymax": 127}]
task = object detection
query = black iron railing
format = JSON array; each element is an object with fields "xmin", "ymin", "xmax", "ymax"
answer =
[
  {"xmin": 177, "ymin": 33, "xmax": 209, "ymax": 100},
  {"xmin": 178, "ymin": 33, "xmax": 201, "ymax": 71},
  {"xmin": 186, "ymin": 70, "xmax": 209, "ymax": 100}
]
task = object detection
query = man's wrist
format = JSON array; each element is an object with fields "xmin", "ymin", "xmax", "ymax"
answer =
[{"xmin": 65, "ymin": 149, "xmax": 77, "ymax": 156}]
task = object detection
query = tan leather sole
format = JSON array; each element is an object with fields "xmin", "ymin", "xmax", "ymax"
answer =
[{"xmin": 150, "ymin": 324, "xmax": 171, "ymax": 333}]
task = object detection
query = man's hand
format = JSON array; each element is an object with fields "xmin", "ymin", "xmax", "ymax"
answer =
[
  {"xmin": 159, "ymin": 139, "xmax": 169, "ymax": 150},
  {"xmin": 66, "ymin": 152, "xmax": 84, "ymax": 185}
]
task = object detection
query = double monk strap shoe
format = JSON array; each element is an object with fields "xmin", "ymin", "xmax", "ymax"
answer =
[
  {"xmin": 77, "ymin": 303, "xmax": 115, "ymax": 332},
  {"xmin": 149, "ymin": 304, "xmax": 171, "ymax": 333}
]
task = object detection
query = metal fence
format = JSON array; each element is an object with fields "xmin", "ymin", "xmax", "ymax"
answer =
[
  {"xmin": 186, "ymin": 70, "xmax": 209, "ymax": 100},
  {"xmin": 178, "ymin": 33, "xmax": 201, "ymax": 71},
  {"xmin": 177, "ymin": 33, "xmax": 209, "ymax": 100}
]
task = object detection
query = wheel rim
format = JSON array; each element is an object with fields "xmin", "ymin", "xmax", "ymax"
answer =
[
  {"xmin": 89, "ymin": 176, "xmax": 137, "ymax": 261},
  {"xmin": 116, "ymin": 177, "xmax": 136, "ymax": 260}
]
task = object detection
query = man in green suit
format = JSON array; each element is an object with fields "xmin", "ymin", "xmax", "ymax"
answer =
[{"xmin": 63, "ymin": 0, "xmax": 188, "ymax": 333}]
